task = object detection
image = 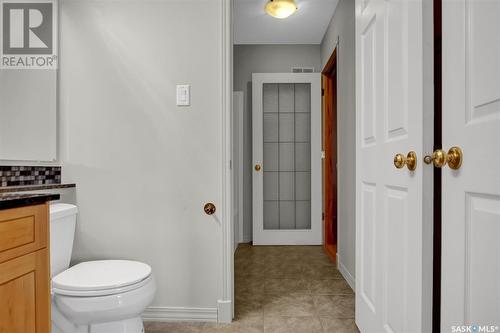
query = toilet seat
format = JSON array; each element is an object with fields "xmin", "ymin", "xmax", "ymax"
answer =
[{"xmin": 52, "ymin": 260, "xmax": 152, "ymax": 297}]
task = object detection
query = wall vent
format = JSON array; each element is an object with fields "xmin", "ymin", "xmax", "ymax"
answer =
[{"xmin": 292, "ymin": 67, "xmax": 314, "ymax": 73}]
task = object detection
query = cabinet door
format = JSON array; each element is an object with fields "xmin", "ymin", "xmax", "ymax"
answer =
[
  {"xmin": 0, "ymin": 204, "xmax": 48, "ymax": 263},
  {"xmin": 0, "ymin": 249, "xmax": 50, "ymax": 333}
]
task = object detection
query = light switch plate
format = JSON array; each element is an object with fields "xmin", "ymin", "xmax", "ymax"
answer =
[{"xmin": 176, "ymin": 84, "xmax": 190, "ymax": 106}]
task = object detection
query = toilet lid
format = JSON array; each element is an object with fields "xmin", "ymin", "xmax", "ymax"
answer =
[{"xmin": 52, "ymin": 260, "xmax": 152, "ymax": 292}]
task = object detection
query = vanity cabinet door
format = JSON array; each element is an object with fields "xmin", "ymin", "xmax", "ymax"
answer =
[
  {"xmin": 0, "ymin": 204, "xmax": 48, "ymax": 263},
  {"xmin": 0, "ymin": 249, "xmax": 50, "ymax": 333}
]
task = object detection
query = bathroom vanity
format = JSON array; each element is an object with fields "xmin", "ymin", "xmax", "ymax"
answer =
[{"xmin": 0, "ymin": 194, "xmax": 59, "ymax": 333}]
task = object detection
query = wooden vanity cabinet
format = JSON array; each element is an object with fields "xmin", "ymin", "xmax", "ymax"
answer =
[{"xmin": 0, "ymin": 204, "xmax": 51, "ymax": 333}]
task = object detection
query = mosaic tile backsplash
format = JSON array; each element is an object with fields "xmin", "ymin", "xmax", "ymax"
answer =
[{"xmin": 0, "ymin": 166, "xmax": 61, "ymax": 187}]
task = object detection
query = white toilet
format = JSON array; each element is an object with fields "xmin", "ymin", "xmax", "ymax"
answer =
[{"xmin": 50, "ymin": 203, "xmax": 156, "ymax": 333}]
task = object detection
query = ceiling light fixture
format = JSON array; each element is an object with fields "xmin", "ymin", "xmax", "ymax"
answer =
[{"xmin": 264, "ymin": 0, "xmax": 298, "ymax": 19}]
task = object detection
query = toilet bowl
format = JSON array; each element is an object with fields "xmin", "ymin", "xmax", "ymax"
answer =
[{"xmin": 50, "ymin": 204, "xmax": 156, "ymax": 333}]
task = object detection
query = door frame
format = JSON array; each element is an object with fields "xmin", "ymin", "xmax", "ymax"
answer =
[
  {"xmin": 220, "ymin": 0, "xmax": 233, "ymax": 323},
  {"xmin": 233, "ymin": 91, "xmax": 245, "ymax": 248},
  {"xmin": 252, "ymin": 73, "xmax": 323, "ymax": 245},
  {"xmin": 322, "ymin": 47, "xmax": 338, "ymax": 262},
  {"xmin": 232, "ymin": 91, "xmax": 244, "ymax": 252}
]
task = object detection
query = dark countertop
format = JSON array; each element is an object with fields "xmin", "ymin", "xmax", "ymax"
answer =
[
  {"xmin": 0, "ymin": 183, "xmax": 76, "ymax": 193},
  {"xmin": 0, "ymin": 193, "xmax": 60, "ymax": 210}
]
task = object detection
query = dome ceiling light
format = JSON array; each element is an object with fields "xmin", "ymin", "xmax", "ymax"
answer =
[{"xmin": 264, "ymin": 0, "xmax": 298, "ymax": 19}]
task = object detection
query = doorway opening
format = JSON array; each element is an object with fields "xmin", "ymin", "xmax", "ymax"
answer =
[
  {"xmin": 231, "ymin": 41, "xmax": 354, "ymax": 331},
  {"xmin": 322, "ymin": 48, "xmax": 338, "ymax": 263},
  {"xmin": 230, "ymin": 0, "xmax": 356, "ymax": 329}
]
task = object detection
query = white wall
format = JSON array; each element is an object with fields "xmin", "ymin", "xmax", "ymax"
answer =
[
  {"xmin": 59, "ymin": 0, "xmax": 225, "ymax": 314},
  {"xmin": 320, "ymin": 0, "xmax": 356, "ymax": 284},
  {"xmin": 233, "ymin": 44, "xmax": 321, "ymax": 242}
]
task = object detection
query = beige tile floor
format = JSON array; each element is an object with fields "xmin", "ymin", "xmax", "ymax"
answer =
[{"xmin": 145, "ymin": 244, "xmax": 360, "ymax": 333}]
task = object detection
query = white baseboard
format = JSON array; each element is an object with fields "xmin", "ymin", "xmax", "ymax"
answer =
[
  {"xmin": 142, "ymin": 306, "xmax": 217, "ymax": 322},
  {"xmin": 217, "ymin": 300, "xmax": 232, "ymax": 323},
  {"xmin": 337, "ymin": 253, "xmax": 356, "ymax": 292}
]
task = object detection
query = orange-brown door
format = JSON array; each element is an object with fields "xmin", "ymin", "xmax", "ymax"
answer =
[
  {"xmin": 0, "ymin": 204, "xmax": 50, "ymax": 333},
  {"xmin": 322, "ymin": 48, "xmax": 338, "ymax": 262},
  {"xmin": 0, "ymin": 250, "xmax": 50, "ymax": 333}
]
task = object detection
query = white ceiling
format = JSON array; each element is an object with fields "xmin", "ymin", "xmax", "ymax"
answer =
[{"xmin": 234, "ymin": 0, "xmax": 339, "ymax": 45}]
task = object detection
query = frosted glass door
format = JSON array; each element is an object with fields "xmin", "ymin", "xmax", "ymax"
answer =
[
  {"xmin": 263, "ymin": 83, "xmax": 311, "ymax": 230},
  {"xmin": 253, "ymin": 73, "xmax": 321, "ymax": 245}
]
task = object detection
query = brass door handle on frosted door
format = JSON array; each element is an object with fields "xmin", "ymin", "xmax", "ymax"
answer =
[
  {"xmin": 204, "ymin": 203, "xmax": 216, "ymax": 215},
  {"xmin": 255, "ymin": 164, "xmax": 261, "ymax": 171},
  {"xmin": 424, "ymin": 146, "xmax": 463, "ymax": 170},
  {"xmin": 394, "ymin": 151, "xmax": 417, "ymax": 171}
]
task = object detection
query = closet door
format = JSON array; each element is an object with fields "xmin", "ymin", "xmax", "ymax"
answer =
[
  {"xmin": 355, "ymin": 0, "xmax": 433, "ymax": 331},
  {"xmin": 441, "ymin": 0, "xmax": 500, "ymax": 329}
]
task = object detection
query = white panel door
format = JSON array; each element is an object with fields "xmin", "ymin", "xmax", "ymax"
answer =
[
  {"xmin": 441, "ymin": 0, "xmax": 500, "ymax": 329},
  {"xmin": 355, "ymin": 0, "xmax": 432, "ymax": 332},
  {"xmin": 252, "ymin": 73, "xmax": 322, "ymax": 245}
]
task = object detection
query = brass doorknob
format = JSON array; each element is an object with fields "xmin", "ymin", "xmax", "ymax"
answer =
[
  {"xmin": 394, "ymin": 154, "xmax": 406, "ymax": 169},
  {"xmin": 432, "ymin": 149, "xmax": 447, "ymax": 168},
  {"xmin": 424, "ymin": 147, "xmax": 463, "ymax": 170},
  {"xmin": 394, "ymin": 151, "xmax": 417, "ymax": 171},
  {"xmin": 255, "ymin": 164, "xmax": 261, "ymax": 171},
  {"xmin": 204, "ymin": 203, "xmax": 216, "ymax": 215}
]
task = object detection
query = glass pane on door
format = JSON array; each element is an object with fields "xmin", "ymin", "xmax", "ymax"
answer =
[{"xmin": 262, "ymin": 83, "xmax": 311, "ymax": 230}]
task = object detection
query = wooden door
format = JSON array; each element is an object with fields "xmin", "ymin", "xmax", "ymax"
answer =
[
  {"xmin": 355, "ymin": 0, "xmax": 433, "ymax": 331},
  {"xmin": 0, "ymin": 204, "xmax": 50, "ymax": 333},
  {"xmin": 441, "ymin": 0, "xmax": 500, "ymax": 329},
  {"xmin": 322, "ymin": 49, "xmax": 338, "ymax": 262},
  {"xmin": 0, "ymin": 249, "xmax": 50, "ymax": 333}
]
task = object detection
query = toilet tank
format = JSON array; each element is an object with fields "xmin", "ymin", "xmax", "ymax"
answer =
[{"xmin": 49, "ymin": 204, "xmax": 78, "ymax": 277}]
